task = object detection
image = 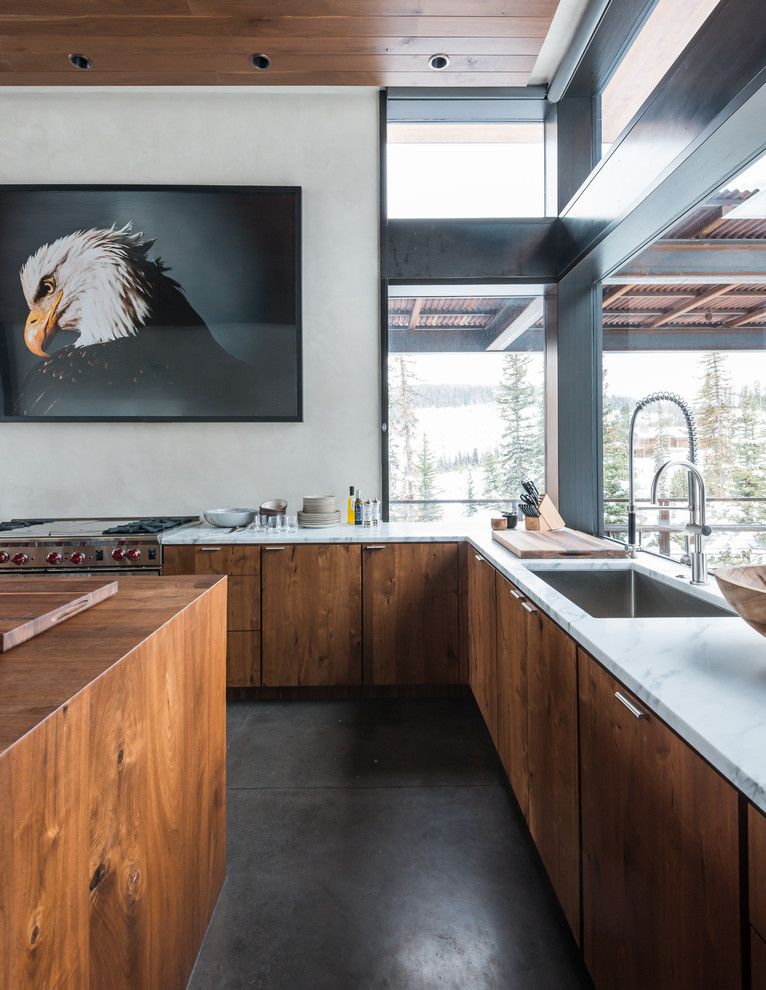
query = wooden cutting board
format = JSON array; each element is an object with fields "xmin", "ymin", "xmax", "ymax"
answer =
[
  {"xmin": 492, "ymin": 527, "xmax": 628, "ymax": 559},
  {"xmin": 0, "ymin": 578, "xmax": 118, "ymax": 652}
]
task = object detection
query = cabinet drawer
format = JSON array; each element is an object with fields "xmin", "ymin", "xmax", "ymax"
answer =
[
  {"xmin": 227, "ymin": 632, "xmax": 261, "ymax": 688},
  {"xmin": 163, "ymin": 545, "xmax": 260, "ymax": 577},
  {"xmin": 751, "ymin": 804, "xmax": 766, "ymax": 938}
]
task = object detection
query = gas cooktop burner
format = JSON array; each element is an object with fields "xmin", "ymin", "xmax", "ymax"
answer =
[
  {"xmin": 0, "ymin": 518, "xmax": 55, "ymax": 532},
  {"xmin": 102, "ymin": 517, "xmax": 197, "ymax": 536}
]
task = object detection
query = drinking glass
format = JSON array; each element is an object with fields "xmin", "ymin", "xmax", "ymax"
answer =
[
  {"xmin": 286, "ymin": 514, "xmax": 298, "ymax": 532},
  {"xmin": 267, "ymin": 516, "xmax": 279, "ymax": 532}
]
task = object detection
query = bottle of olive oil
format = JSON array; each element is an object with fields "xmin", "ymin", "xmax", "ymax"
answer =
[
  {"xmin": 347, "ymin": 486, "xmax": 356, "ymax": 525},
  {"xmin": 354, "ymin": 491, "xmax": 363, "ymax": 526}
]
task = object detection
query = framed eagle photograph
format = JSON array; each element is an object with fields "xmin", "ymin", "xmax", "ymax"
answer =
[{"xmin": 0, "ymin": 185, "xmax": 302, "ymax": 421}]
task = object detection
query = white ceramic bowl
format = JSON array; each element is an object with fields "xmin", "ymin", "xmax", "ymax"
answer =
[{"xmin": 203, "ymin": 508, "xmax": 257, "ymax": 528}]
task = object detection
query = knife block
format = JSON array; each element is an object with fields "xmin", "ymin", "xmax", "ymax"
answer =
[{"xmin": 524, "ymin": 494, "xmax": 566, "ymax": 532}]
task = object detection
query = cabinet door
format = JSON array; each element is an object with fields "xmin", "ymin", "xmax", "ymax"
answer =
[
  {"xmin": 162, "ymin": 544, "xmax": 260, "ymax": 578},
  {"xmin": 362, "ymin": 542, "xmax": 460, "ymax": 685},
  {"xmin": 467, "ymin": 550, "xmax": 498, "ymax": 743},
  {"xmin": 753, "ymin": 930, "xmax": 766, "ymax": 990},
  {"xmin": 262, "ymin": 544, "xmax": 362, "ymax": 686},
  {"xmin": 495, "ymin": 572, "xmax": 529, "ymax": 819},
  {"xmin": 527, "ymin": 606, "xmax": 580, "ymax": 941},
  {"xmin": 579, "ymin": 651, "xmax": 741, "ymax": 990},
  {"xmin": 751, "ymin": 803, "xmax": 766, "ymax": 939}
]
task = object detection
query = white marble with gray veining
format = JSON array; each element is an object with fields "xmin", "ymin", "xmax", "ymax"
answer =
[{"xmin": 162, "ymin": 519, "xmax": 766, "ymax": 812}]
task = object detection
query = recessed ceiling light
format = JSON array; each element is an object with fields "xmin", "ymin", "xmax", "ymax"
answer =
[
  {"xmin": 428, "ymin": 54, "xmax": 450, "ymax": 70},
  {"xmin": 68, "ymin": 53, "xmax": 91, "ymax": 70},
  {"xmin": 250, "ymin": 54, "xmax": 271, "ymax": 70}
]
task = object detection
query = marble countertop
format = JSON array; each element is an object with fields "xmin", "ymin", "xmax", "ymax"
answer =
[{"xmin": 162, "ymin": 520, "xmax": 766, "ymax": 812}]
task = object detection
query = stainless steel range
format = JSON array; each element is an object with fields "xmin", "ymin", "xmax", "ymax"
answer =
[{"xmin": 0, "ymin": 517, "xmax": 196, "ymax": 573}]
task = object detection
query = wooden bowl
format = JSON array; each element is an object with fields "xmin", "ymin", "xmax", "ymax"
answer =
[
  {"xmin": 490, "ymin": 516, "xmax": 508, "ymax": 531},
  {"xmin": 715, "ymin": 565, "xmax": 766, "ymax": 637}
]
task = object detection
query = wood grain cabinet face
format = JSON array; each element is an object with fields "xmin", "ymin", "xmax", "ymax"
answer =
[
  {"xmin": 495, "ymin": 572, "xmax": 529, "ymax": 819},
  {"xmin": 163, "ymin": 545, "xmax": 261, "ymax": 686},
  {"xmin": 526, "ymin": 605, "xmax": 580, "ymax": 941},
  {"xmin": 262, "ymin": 544, "xmax": 362, "ymax": 687},
  {"xmin": 751, "ymin": 803, "xmax": 766, "ymax": 940},
  {"xmin": 362, "ymin": 542, "xmax": 460, "ymax": 685},
  {"xmin": 466, "ymin": 550, "xmax": 498, "ymax": 743},
  {"xmin": 579, "ymin": 650, "xmax": 741, "ymax": 990},
  {"xmin": 753, "ymin": 930, "xmax": 766, "ymax": 990}
]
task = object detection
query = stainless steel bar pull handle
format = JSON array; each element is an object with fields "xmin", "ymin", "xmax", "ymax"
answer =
[
  {"xmin": 197, "ymin": 547, "xmax": 222, "ymax": 552},
  {"xmin": 521, "ymin": 601, "xmax": 537, "ymax": 614},
  {"xmin": 510, "ymin": 589, "xmax": 524, "ymax": 600},
  {"xmin": 263, "ymin": 546, "xmax": 286, "ymax": 551},
  {"xmin": 615, "ymin": 690, "xmax": 648, "ymax": 720},
  {"xmin": 366, "ymin": 545, "xmax": 386, "ymax": 550},
  {"xmin": 474, "ymin": 554, "xmax": 484, "ymax": 563}
]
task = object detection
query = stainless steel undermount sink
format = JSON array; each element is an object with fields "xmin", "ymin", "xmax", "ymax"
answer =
[{"xmin": 528, "ymin": 567, "xmax": 735, "ymax": 619}]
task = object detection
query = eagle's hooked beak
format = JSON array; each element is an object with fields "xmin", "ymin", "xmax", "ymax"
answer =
[{"xmin": 24, "ymin": 289, "xmax": 63, "ymax": 357}]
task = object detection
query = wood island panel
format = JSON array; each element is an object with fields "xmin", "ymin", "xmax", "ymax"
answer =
[{"xmin": 0, "ymin": 575, "xmax": 227, "ymax": 990}]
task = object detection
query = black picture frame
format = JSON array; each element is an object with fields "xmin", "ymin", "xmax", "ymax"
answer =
[{"xmin": 0, "ymin": 184, "xmax": 303, "ymax": 423}]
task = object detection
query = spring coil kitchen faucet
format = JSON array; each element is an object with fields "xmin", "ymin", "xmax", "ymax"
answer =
[{"xmin": 627, "ymin": 391, "xmax": 699, "ymax": 550}]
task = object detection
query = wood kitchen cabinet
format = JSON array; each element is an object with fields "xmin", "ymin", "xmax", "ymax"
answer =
[
  {"xmin": 466, "ymin": 549, "xmax": 498, "ymax": 744},
  {"xmin": 525, "ymin": 601, "xmax": 580, "ymax": 941},
  {"xmin": 579, "ymin": 650, "xmax": 741, "ymax": 990},
  {"xmin": 162, "ymin": 544, "xmax": 261, "ymax": 687},
  {"xmin": 362, "ymin": 542, "xmax": 460, "ymax": 685},
  {"xmin": 495, "ymin": 572, "xmax": 530, "ymax": 818},
  {"xmin": 751, "ymin": 803, "xmax": 766, "ymax": 939},
  {"xmin": 262, "ymin": 544, "xmax": 362, "ymax": 686},
  {"xmin": 753, "ymin": 930, "xmax": 766, "ymax": 990}
]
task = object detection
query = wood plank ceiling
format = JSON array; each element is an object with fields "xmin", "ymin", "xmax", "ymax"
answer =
[{"xmin": 0, "ymin": 1, "xmax": 560, "ymax": 87}]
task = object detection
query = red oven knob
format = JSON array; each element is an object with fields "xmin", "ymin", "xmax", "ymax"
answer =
[
  {"xmin": 11, "ymin": 552, "xmax": 28, "ymax": 566},
  {"xmin": 47, "ymin": 551, "xmax": 63, "ymax": 565},
  {"xmin": 112, "ymin": 547, "xmax": 127, "ymax": 562},
  {"xmin": 126, "ymin": 547, "xmax": 142, "ymax": 562},
  {"xmin": 69, "ymin": 551, "xmax": 86, "ymax": 566},
  {"xmin": 0, "ymin": 551, "xmax": 9, "ymax": 563}
]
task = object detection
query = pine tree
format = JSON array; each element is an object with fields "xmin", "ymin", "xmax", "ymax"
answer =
[
  {"xmin": 482, "ymin": 450, "xmax": 502, "ymax": 503},
  {"xmin": 466, "ymin": 470, "xmax": 478, "ymax": 516},
  {"xmin": 417, "ymin": 433, "xmax": 441, "ymax": 521},
  {"xmin": 695, "ymin": 352, "xmax": 734, "ymax": 496},
  {"xmin": 388, "ymin": 354, "xmax": 420, "ymax": 502},
  {"xmin": 732, "ymin": 384, "xmax": 766, "ymax": 526},
  {"xmin": 602, "ymin": 370, "xmax": 629, "ymax": 528},
  {"xmin": 496, "ymin": 352, "xmax": 544, "ymax": 499}
]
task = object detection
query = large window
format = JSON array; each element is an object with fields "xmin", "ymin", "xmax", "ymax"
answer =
[
  {"xmin": 601, "ymin": 153, "xmax": 766, "ymax": 565},
  {"xmin": 387, "ymin": 288, "xmax": 545, "ymax": 521},
  {"xmin": 599, "ymin": 0, "xmax": 722, "ymax": 159},
  {"xmin": 387, "ymin": 122, "xmax": 545, "ymax": 219}
]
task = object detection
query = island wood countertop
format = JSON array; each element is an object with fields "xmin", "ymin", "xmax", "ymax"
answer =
[{"xmin": 0, "ymin": 574, "xmax": 224, "ymax": 757}]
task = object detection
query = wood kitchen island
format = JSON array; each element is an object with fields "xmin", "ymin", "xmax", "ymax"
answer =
[{"xmin": 0, "ymin": 575, "xmax": 227, "ymax": 990}]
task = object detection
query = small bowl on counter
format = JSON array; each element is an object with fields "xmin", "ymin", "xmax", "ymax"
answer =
[
  {"xmin": 259, "ymin": 499, "xmax": 288, "ymax": 517},
  {"xmin": 490, "ymin": 516, "xmax": 508, "ymax": 531},
  {"xmin": 715, "ymin": 564, "xmax": 766, "ymax": 637},
  {"xmin": 203, "ymin": 508, "xmax": 257, "ymax": 528}
]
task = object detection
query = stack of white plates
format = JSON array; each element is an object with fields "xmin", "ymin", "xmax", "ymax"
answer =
[{"xmin": 298, "ymin": 495, "xmax": 341, "ymax": 528}]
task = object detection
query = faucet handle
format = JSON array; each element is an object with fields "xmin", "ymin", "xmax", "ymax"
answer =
[{"xmin": 686, "ymin": 523, "xmax": 712, "ymax": 537}]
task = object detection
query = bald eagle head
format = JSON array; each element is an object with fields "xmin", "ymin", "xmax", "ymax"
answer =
[{"xmin": 19, "ymin": 224, "xmax": 163, "ymax": 357}]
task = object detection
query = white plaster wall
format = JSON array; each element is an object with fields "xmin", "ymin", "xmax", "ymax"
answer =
[{"xmin": 0, "ymin": 88, "xmax": 380, "ymax": 518}]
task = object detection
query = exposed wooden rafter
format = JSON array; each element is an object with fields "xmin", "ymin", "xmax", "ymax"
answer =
[{"xmin": 647, "ymin": 283, "xmax": 733, "ymax": 329}]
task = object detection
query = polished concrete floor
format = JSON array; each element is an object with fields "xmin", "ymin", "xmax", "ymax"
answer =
[{"xmin": 189, "ymin": 698, "xmax": 592, "ymax": 990}]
